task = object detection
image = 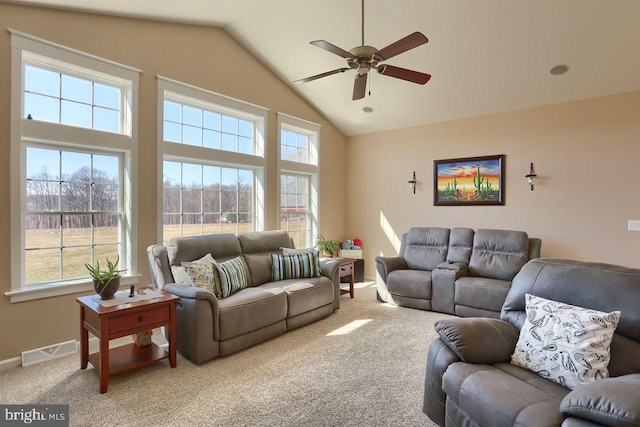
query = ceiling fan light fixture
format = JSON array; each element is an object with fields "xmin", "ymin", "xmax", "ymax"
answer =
[{"xmin": 293, "ymin": 0, "xmax": 431, "ymax": 100}]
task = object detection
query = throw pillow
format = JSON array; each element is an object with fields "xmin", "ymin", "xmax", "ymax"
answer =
[
  {"xmin": 214, "ymin": 256, "xmax": 249, "ymax": 298},
  {"xmin": 511, "ymin": 293, "xmax": 621, "ymax": 390},
  {"xmin": 282, "ymin": 247, "xmax": 316, "ymax": 255},
  {"xmin": 181, "ymin": 253, "xmax": 217, "ymax": 294},
  {"xmin": 271, "ymin": 252, "xmax": 321, "ymax": 281},
  {"xmin": 170, "ymin": 265, "xmax": 193, "ymax": 286}
]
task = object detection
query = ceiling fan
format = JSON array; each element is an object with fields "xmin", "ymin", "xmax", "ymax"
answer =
[{"xmin": 294, "ymin": 0, "xmax": 431, "ymax": 100}]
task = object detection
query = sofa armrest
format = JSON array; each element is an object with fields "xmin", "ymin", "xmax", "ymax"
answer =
[
  {"xmin": 435, "ymin": 261, "xmax": 468, "ymax": 274},
  {"xmin": 431, "ymin": 265, "xmax": 467, "ymax": 315},
  {"xmin": 434, "ymin": 318, "xmax": 520, "ymax": 364},
  {"xmin": 560, "ymin": 374, "xmax": 640, "ymax": 427},
  {"xmin": 374, "ymin": 256, "xmax": 407, "ymax": 282},
  {"xmin": 423, "ymin": 337, "xmax": 461, "ymax": 426},
  {"xmin": 319, "ymin": 259, "xmax": 340, "ymax": 311},
  {"xmin": 164, "ymin": 283, "xmax": 217, "ymax": 302}
]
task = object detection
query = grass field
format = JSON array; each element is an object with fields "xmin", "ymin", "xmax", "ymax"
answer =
[{"xmin": 25, "ymin": 221, "xmax": 310, "ymax": 284}]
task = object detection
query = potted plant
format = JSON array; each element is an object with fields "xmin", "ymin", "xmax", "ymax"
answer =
[
  {"xmin": 315, "ymin": 234, "xmax": 340, "ymax": 258},
  {"xmin": 85, "ymin": 255, "xmax": 126, "ymax": 300}
]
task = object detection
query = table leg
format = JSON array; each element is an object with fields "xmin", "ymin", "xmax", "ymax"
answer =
[
  {"xmin": 169, "ymin": 302, "xmax": 177, "ymax": 368},
  {"xmin": 80, "ymin": 307, "xmax": 88, "ymax": 369},
  {"xmin": 99, "ymin": 317, "xmax": 110, "ymax": 394},
  {"xmin": 349, "ymin": 268, "xmax": 355, "ymax": 298}
]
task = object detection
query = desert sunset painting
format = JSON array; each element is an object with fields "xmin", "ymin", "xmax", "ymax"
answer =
[{"xmin": 434, "ymin": 155, "xmax": 504, "ymax": 205}]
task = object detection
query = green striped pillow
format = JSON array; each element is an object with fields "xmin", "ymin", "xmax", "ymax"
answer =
[
  {"xmin": 271, "ymin": 252, "xmax": 321, "ymax": 281},
  {"xmin": 214, "ymin": 256, "xmax": 249, "ymax": 298}
]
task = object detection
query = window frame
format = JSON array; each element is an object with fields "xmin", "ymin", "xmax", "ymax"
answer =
[
  {"xmin": 157, "ymin": 76, "xmax": 268, "ymax": 243},
  {"xmin": 277, "ymin": 113, "xmax": 320, "ymax": 249},
  {"xmin": 7, "ymin": 29, "xmax": 141, "ymax": 303}
]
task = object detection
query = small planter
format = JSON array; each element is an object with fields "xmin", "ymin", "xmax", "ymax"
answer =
[{"xmin": 93, "ymin": 277, "xmax": 120, "ymax": 300}]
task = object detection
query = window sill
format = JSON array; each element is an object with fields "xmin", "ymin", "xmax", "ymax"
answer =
[{"xmin": 4, "ymin": 275, "xmax": 141, "ymax": 303}]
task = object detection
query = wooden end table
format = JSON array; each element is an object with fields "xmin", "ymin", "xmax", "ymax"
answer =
[
  {"xmin": 77, "ymin": 288, "xmax": 179, "ymax": 393},
  {"xmin": 335, "ymin": 257, "xmax": 356, "ymax": 298}
]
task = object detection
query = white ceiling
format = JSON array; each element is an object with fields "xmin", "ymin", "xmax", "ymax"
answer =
[{"xmin": 7, "ymin": 0, "xmax": 640, "ymax": 136}]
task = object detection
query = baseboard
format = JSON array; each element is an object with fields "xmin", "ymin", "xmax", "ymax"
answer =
[
  {"xmin": 22, "ymin": 340, "xmax": 77, "ymax": 367},
  {"xmin": 0, "ymin": 356, "xmax": 21, "ymax": 372}
]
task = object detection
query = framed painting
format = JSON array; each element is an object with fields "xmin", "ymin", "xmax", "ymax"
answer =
[{"xmin": 434, "ymin": 154, "xmax": 505, "ymax": 206}]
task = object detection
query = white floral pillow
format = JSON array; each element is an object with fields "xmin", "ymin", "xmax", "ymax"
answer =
[
  {"xmin": 511, "ymin": 294, "xmax": 621, "ymax": 390},
  {"xmin": 180, "ymin": 253, "xmax": 217, "ymax": 294}
]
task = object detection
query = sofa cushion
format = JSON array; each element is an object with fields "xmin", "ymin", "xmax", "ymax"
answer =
[
  {"xmin": 271, "ymin": 252, "xmax": 321, "ymax": 281},
  {"xmin": 442, "ymin": 361, "xmax": 568, "ymax": 427},
  {"xmin": 401, "ymin": 227, "xmax": 450, "ymax": 271},
  {"xmin": 214, "ymin": 256, "xmax": 250, "ymax": 298},
  {"xmin": 261, "ymin": 277, "xmax": 334, "ymax": 317},
  {"xmin": 238, "ymin": 230, "xmax": 293, "ymax": 286},
  {"xmin": 454, "ymin": 276, "xmax": 512, "ymax": 313},
  {"xmin": 469, "ymin": 229, "xmax": 529, "ymax": 281},
  {"xmin": 282, "ymin": 247, "xmax": 315, "ymax": 255},
  {"xmin": 560, "ymin": 374, "xmax": 640, "ymax": 427},
  {"xmin": 387, "ymin": 269, "xmax": 432, "ymax": 299},
  {"xmin": 167, "ymin": 233, "xmax": 241, "ymax": 266},
  {"xmin": 217, "ymin": 286, "xmax": 288, "ymax": 340},
  {"xmin": 511, "ymin": 294, "xmax": 620, "ymax": 390}
]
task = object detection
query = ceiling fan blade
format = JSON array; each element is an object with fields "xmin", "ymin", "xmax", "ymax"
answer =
[
  {"xmin": 352, "ymin": 74, "xmax": 367, "ymax": 100},
  {"xmin": 310, "ymin": 40, "xmax": 356, "ymax": 59},
  {"xmin": 377, "ymin": 64, "xmax": 431, "ymax": 85},
  {"xmin": 294, "ymin": 68, "xmax": 351, "ymax": 84},
  {"xmin": 376, "ymin": 32, "xmax": 429, "ymax": 61}
]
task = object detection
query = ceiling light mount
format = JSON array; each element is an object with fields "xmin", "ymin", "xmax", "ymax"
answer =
[{"xmin": 550, "ymin": 64, "xmax": 569, "ymax": 76}]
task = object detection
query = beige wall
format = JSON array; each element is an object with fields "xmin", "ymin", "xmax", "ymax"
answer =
[
  {"xmin": 0, "ymin": 4, "xmax": 347, "ymax": 361},
  {"xmin": 347, "ymin": 91, "xmax": 640, "ymax": 278}
]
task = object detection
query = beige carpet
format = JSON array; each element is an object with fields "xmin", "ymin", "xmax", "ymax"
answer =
[{"xmin": 0, "ymin": 283, "xmax": 451, "ymax": 426}]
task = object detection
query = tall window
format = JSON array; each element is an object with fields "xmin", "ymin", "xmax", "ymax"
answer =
[
  {"xmin": 158, "ymin": 77, "xmax": 267, "ymax": 242},
  {"xmin": 8, "ymin": 30, "xmax": 140, "ymax": 302},
  {"xmin": 277, "ymin": 113, "xmax": 320, "ymax": 248}
]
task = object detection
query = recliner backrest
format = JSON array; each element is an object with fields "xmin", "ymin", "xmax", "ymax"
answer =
[
  {"xmin": 238, "ymin": 230, "xmax": 293, "ymax": 287},
  {"xmin": 502, "ymin": 258, "xmax": 640, "ymax": 377},
  {"xmin": 446, "ymin": 227, "xmax": 474, "ymax": 264},
  {"xmin": 400, "ymin": 227, "xmax": 450, "ymax": 271},
  {"xmin": 468, "ymin": 229, "xmax": 529, "ymax": 280}
]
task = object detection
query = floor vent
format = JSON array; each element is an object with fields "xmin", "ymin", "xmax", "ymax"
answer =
[{"xmin": 21, "ymin": 340, "xmax": 77, "ymax": 367}]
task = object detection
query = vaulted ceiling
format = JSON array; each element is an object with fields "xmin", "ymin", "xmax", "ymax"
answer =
[{"xmin": 6, "ymin": 0, "xmax": 640, "ymax": 136}]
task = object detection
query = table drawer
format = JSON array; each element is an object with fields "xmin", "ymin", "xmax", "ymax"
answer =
[
  {"xmin": 339, "ymin": 263, "xmax": 353, "ymax": 277},
  {"xmin": 110, "ymin": 306, "xmax": 169, "ymax": 334}
]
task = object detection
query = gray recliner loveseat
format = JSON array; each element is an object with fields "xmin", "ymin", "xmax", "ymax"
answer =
[
  {"xmin": 423, "ymin": 258, "xmax": 640, "ymax": 426},
  {"xmin": 375, "ymin": 227, "xmax": 541, "ymax": 318},
  {"xmin": 147, "ymin": 230, "xmax": 340, "ymax": 364}
]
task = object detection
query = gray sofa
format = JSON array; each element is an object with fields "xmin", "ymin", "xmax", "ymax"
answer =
[
  {"xmin": 147, "ymin": 230, "xmax": 340, "ymax": 364},
  {"xmin": 375, "ymin": 227, "xmax": 541, "ymax": 318},
  {"xmin": 424, "ymin": 258, "xmax": 640, "ymax": 427}
]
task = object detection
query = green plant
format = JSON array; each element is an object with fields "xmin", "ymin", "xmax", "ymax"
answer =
[
  {"xmin": 85, "ymin": 255, "xmax": 126, "ymax": 295},
  {"xmin": 315, "ymin": 234, "xmax": 340, "ymax": 255}
]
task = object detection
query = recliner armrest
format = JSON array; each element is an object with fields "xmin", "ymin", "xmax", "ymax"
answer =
[
  {"xmin": 374, "ymin": 256, "xmax": 407, "ymax": 281},
  {"xmin": 434, "ymin": 318, "xmax": 520, "ymax": 364},
  {"xmin": 560, "ymin": 374, "xmax": 640, "ymax": 427},
  {"xmin": 435, "ymin": 261, "xmax": 468, "ymax": 274},
  {"xmin": 164, "ymin": 283, "xmax": 219, "ymax": 305}
]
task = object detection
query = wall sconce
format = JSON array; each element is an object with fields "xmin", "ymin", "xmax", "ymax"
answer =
[
  {"xmin": 408, "ymin": 171, "xmax": 417, "ymax": 194},
  {"xmin": 525, "ymin": 163, "xmax": 537, "ymax": 191}
]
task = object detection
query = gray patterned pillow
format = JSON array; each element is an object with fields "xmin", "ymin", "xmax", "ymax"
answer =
[
  {"xmin": 181, "ymin": 253, "xmax": 217, "ymax": 294},
  {"xmin": 511, "ymin": 294, "xmax": 620, "ymax": 390}
]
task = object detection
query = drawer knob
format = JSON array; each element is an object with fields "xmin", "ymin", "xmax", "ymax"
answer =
[{"xmin": 139, "ymin": 316, "xmax": 146, "ymax": 322}]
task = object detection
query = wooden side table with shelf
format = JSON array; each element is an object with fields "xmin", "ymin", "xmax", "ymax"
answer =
[
  {"xmin": 77, "ymin": 288, "xmax": 179, "ymax": 393},
  {"xmin": 335, "ymin": 257, "xmax": 356, "ymax": 298}
]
